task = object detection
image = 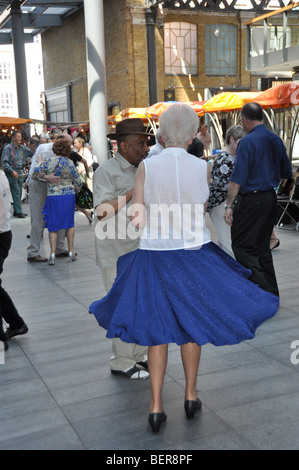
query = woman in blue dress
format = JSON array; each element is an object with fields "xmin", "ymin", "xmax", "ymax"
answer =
[
  {"xmin": 90, "ymin": 104, "xmax": 279, "ymax": 434},
  {"xmin": 33, "ymin": 137, "xmax": 82, "ymax": 265}
]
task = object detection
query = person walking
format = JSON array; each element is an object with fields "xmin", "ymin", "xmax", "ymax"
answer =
[{"xmin": 1, "ymin": 131, "xmax": 33, "ymax": 218}]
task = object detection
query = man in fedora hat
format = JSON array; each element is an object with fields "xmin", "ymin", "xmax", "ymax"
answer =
[{"xmin": 92, "ymin": 118, "xmax": 151, "ymax": 379}]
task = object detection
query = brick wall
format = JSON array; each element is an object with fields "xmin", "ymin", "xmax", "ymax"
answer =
[
  {"xmin": 41, "ymin": 1, "xmax": 256, "ymax": 120},
  {"xmin": 42, "ymin": 8, "xmax": 88, "ymax": 122}
]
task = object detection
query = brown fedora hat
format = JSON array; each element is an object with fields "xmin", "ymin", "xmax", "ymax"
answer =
[{"xmin": 107, "ymin": 118, "xmax": 153, "ymax": 139}]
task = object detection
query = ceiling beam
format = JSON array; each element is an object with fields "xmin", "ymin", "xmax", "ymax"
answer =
[
  {"xmin": 0, "ymin": 31, "xmax": 34, "ymax": 44},
  {"xmin": 18, "ymin": 0, "xmax": 82, "ymax": 5},
  {"xmin": 243, "ymin": 1, "xmax": 299, "ymax": 25},
  {"xmin": 5, "ymin": 13, "xmax": 63, "ymax": 28},
  {"xmin": 0, "ymin": 0, "xmax": 28, "ymax": 28},
  {"xmin": 145, "ymin": 0, "xmax": 289, "ymax": 11}
]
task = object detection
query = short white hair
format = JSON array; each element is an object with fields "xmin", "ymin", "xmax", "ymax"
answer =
[{"xmin": 159, "ymin": 103, "xmax": 198, "ymax": 148}]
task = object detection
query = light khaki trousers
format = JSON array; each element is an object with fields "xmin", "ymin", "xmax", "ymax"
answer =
[
  {"xmin": 101, "ymin": 265, "xmax": 148, "ymax": 372},
  {"xmin": 27, "ymin": 179, "xmax": 67, "ymax": 258}
]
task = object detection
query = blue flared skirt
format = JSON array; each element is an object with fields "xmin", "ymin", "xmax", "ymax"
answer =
[
  {"xmin": 89, "ymin": 242, "xmax": 279, "ymax": 347},
  {"xmin": 43, "ymin": 194, "xmax": 75, "ymax": 232}
]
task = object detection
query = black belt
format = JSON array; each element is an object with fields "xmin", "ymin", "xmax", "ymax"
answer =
[{"xmin": 239, "ymin": 188, "xmax": 275, "ymax": 196}]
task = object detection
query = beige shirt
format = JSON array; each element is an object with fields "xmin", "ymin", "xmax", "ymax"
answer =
[{"xmin": 93, "ymin": 151, "xmax": 141, "ymax": 269}]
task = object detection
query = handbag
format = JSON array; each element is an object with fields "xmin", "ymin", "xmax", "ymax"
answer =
[{"xmin": 76, "ymin": 182, "xmax": 93, "ymax": 209}]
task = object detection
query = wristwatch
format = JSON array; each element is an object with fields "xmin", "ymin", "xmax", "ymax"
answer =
[{"xmin": 224, "ymin": 204, "xmax": 233, "ymax": 210}]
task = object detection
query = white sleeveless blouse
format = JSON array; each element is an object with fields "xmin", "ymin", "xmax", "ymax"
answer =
[{"xmin": 139, "ymin": 148, "xmax": 211, "ymax": 250}]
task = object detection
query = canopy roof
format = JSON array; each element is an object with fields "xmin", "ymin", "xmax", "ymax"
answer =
[
  {"xmin": 255, "ymin": 82, "xmax": 299, "ymax": 109},
  {"xmin": 0, "ymin": 116, "xmax": 32, "ymax": 129},
  {"xmin": 202, "ymin": 92, "xmax": 261, "ymax": 113},
  {"xmin": 114, "ymin": 108, "xmax": 149, "ymax": 122},
  {"xmin": 146, "ymin": 101, "xmax": 205, "ymax": 119},
  {"xmin": 107, "ymin": 82, "xmax": 299, "ymax": 130},
  {"xmin": 202, "ymin": 83, "xmax": 299, "ymax": 113}
]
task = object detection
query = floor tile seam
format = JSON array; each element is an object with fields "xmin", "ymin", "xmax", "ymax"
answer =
[
  {"xmin": 11, "ymin": 340, "xmax": 89, "ymax": 449},
  {"xmin": 166, "ymin": 353, "xmax": 285, "ymax": 381},
  {"xmin": 201, "ymin": 392, "xmax": 299, "ymax": 451},
  {"xmin": 169, "ymin": 423, "xmax": 258, "ymax": 450},
  {"xmin": 240, "ymin": 338, "xmax": 298, "ymax": 372},
  {"xmin": 198, "ymin": 370, "xmax": 299, "ymax": 409},
  {"xmin": 193, "ymin": 363, "xmax": 297, "ymax": 395},
  {"xmin": 15, "ymin": 256, "xmax": 95, "ymax": 312}
]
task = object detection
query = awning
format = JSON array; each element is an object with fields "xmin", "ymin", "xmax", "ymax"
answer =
[
  {"xmin": 202, "ymin": 92, "xmax": 260, "ymax": 113},
  {"xmin": 115, "ymin": 108, "xmax": 149, "ymax": 122},
  {"xmin": 146, "ymin": 101, "xmax": 206, "ymax": 119},
  {"xmin": 255, "ymin": 82, "xmax": 299, "ymax": 109},
  {"xmin": 0, "ymin": 117, "xmax": 32, "ymax": 129}
]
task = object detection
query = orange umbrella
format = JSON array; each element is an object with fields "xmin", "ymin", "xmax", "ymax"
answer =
[
  {"xmin": 255, "ymin": 82, "xmax": 299, "ymax": 108},
  {"xmin": 0, "ymin": 116, "xmax": 32, "ymax": 128},
  {"xmin": 202, "ymin": 92, "xmax": 260, "ymax": 113},
  {"xmin": 146, "ymin": 101, "xmax": 205, "ymax": 119},
  {"xmin": 115, "ymin": 108, "xmax": 149, "ymax": 122}
]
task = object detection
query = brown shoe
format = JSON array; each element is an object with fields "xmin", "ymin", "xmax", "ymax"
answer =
[{"xmin": 27, "ymin": 255, "xmax": 48, "ymax": 262}]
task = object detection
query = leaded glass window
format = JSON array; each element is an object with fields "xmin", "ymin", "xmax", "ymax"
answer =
[
  {"xmin": 205, "ymin": 24, "xmax": 237, "ymax": 75},
  {"xmin": 164, "ymin": 22, "xmax": 197, "ymax": 75}
]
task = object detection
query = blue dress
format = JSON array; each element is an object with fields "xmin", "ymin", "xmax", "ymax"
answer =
[
  {"xmin": 89, "ymin": 149, "xmax": 279, "ymax": 347},
  {"xmin": 89, "ymin": 243, "xmax": 279, "ymax": 347},
  {"xmin": 33, "ymin": 155, "xmax": 82, "ymax": 232}
]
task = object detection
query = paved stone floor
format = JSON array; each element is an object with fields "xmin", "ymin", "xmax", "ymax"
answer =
[{"xmin": 0, "ymin": 200, "xmax": 299, "ymax": 450}]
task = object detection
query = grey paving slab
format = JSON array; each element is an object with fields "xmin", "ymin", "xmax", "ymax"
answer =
[{"xmin": 0, "ymin": 201, "xmax": 299, "ymax": 450}]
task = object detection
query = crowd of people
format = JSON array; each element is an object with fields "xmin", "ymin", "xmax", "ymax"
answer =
[
  {"xmin": 0, "ymin": 128, "xmax": 98, "ymax": 350},
  {"xmin": 0, "ymin": 102, "xmax": 294, "ymax": 436}
]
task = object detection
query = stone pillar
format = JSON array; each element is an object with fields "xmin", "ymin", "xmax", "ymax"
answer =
[
  {"xmin": 10, "ymin": 1, "xmax": 30, "ymax": 119},
  {"xmin": 84, "ymin": 0, "xmax": 108, "ymax": 165},
  {"xmin": 145, "ymin": 7, "xmax": 157, "ymax": 105}
]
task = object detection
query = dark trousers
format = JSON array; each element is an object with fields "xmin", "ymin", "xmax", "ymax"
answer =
[
  {"xmin": 0, "ymin": 231, "xmax": 24, "ymax": 336},
  {"xmin": 6, "ymin": 171, "xmax": 23, "ymax": 214},
  {"xmin": 231, "ymin": 190, "xmax": 279, "ymax": 297}
]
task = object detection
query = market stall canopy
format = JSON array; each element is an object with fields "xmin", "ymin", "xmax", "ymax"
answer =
[
  {"xmin": 146, "ymin": 101, "xmax": 206, "ymax": 119},
  {"xmin": 255, "ymin": 82, "xmax": 299, "ymax": 109},
  {"xmin": 202, "ymin": 92, "xmax": 260, "ymax": 113},
  {"xmin": 0, "ymin": 117, "xmax": 32, "ymax": 129},
  {"xmin": 115, "ymin": 108, "xmax": 149, "ymax": 122}
]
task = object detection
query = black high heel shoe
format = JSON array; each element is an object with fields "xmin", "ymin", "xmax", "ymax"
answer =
[
  {"xmin": 148, "ymin": 412, "xmax": 167, "ymax": 434},
  {"xmin": 184, "ymin": 399, "xmax": 202, "ymax": 419},
  {"xmin": 0, "ymin": 329, "xmax": 9, "ymax": 351}
]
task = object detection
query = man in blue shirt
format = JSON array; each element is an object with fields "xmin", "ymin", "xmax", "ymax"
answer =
[
  {"xmin": 224, "ymin": 102, "xmax": 292, "ymax": 297},
  {"xmin": 1, "ymin": 131, "xmax": 33, "ymax": 218}
]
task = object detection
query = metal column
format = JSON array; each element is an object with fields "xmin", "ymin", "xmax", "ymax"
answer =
[
  {"xmin": 145, "ymin": 7, "xmax": 157, "ymax": 105},
  {"xmin": 83, "ymin": 0, "xmax": 108, "ymax": 165},
  {"xmin": 10, "ymin": 1, "xmax": 30, "ymax": 119}
]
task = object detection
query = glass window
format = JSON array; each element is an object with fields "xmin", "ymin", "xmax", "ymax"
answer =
[
  {"xmin": 164, "ymin": 22, "xmax": 197, "ymax": 75},
  {"xmin": 0, "ymin": 62, "xmax": 12, "ymax": 81},
  {"xmin": 205, "ymin": 24, "xmax": 237, "ymax": 76}
]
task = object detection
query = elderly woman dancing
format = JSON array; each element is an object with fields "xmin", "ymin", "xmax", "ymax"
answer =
[
  {"xmin": 33, "ymin": 137, "xmax": 82, "ymax": 265},
  {"xmin": 90, "ymin": 104, "xmax": 279, "ymax": 434}
]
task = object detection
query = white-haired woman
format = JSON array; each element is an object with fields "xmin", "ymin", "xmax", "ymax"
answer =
[{"xmin": 90, "ymin": 104, "xmax": 279, "ymax": 434}]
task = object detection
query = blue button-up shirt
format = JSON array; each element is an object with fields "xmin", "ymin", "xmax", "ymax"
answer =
[
  {"xmin": 230, "ymin": 124, "xmax": 293, "ymax": 193},
  {"xmin": 1, "ymin": 141, "xmax": 33, "ymax": 175}
]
